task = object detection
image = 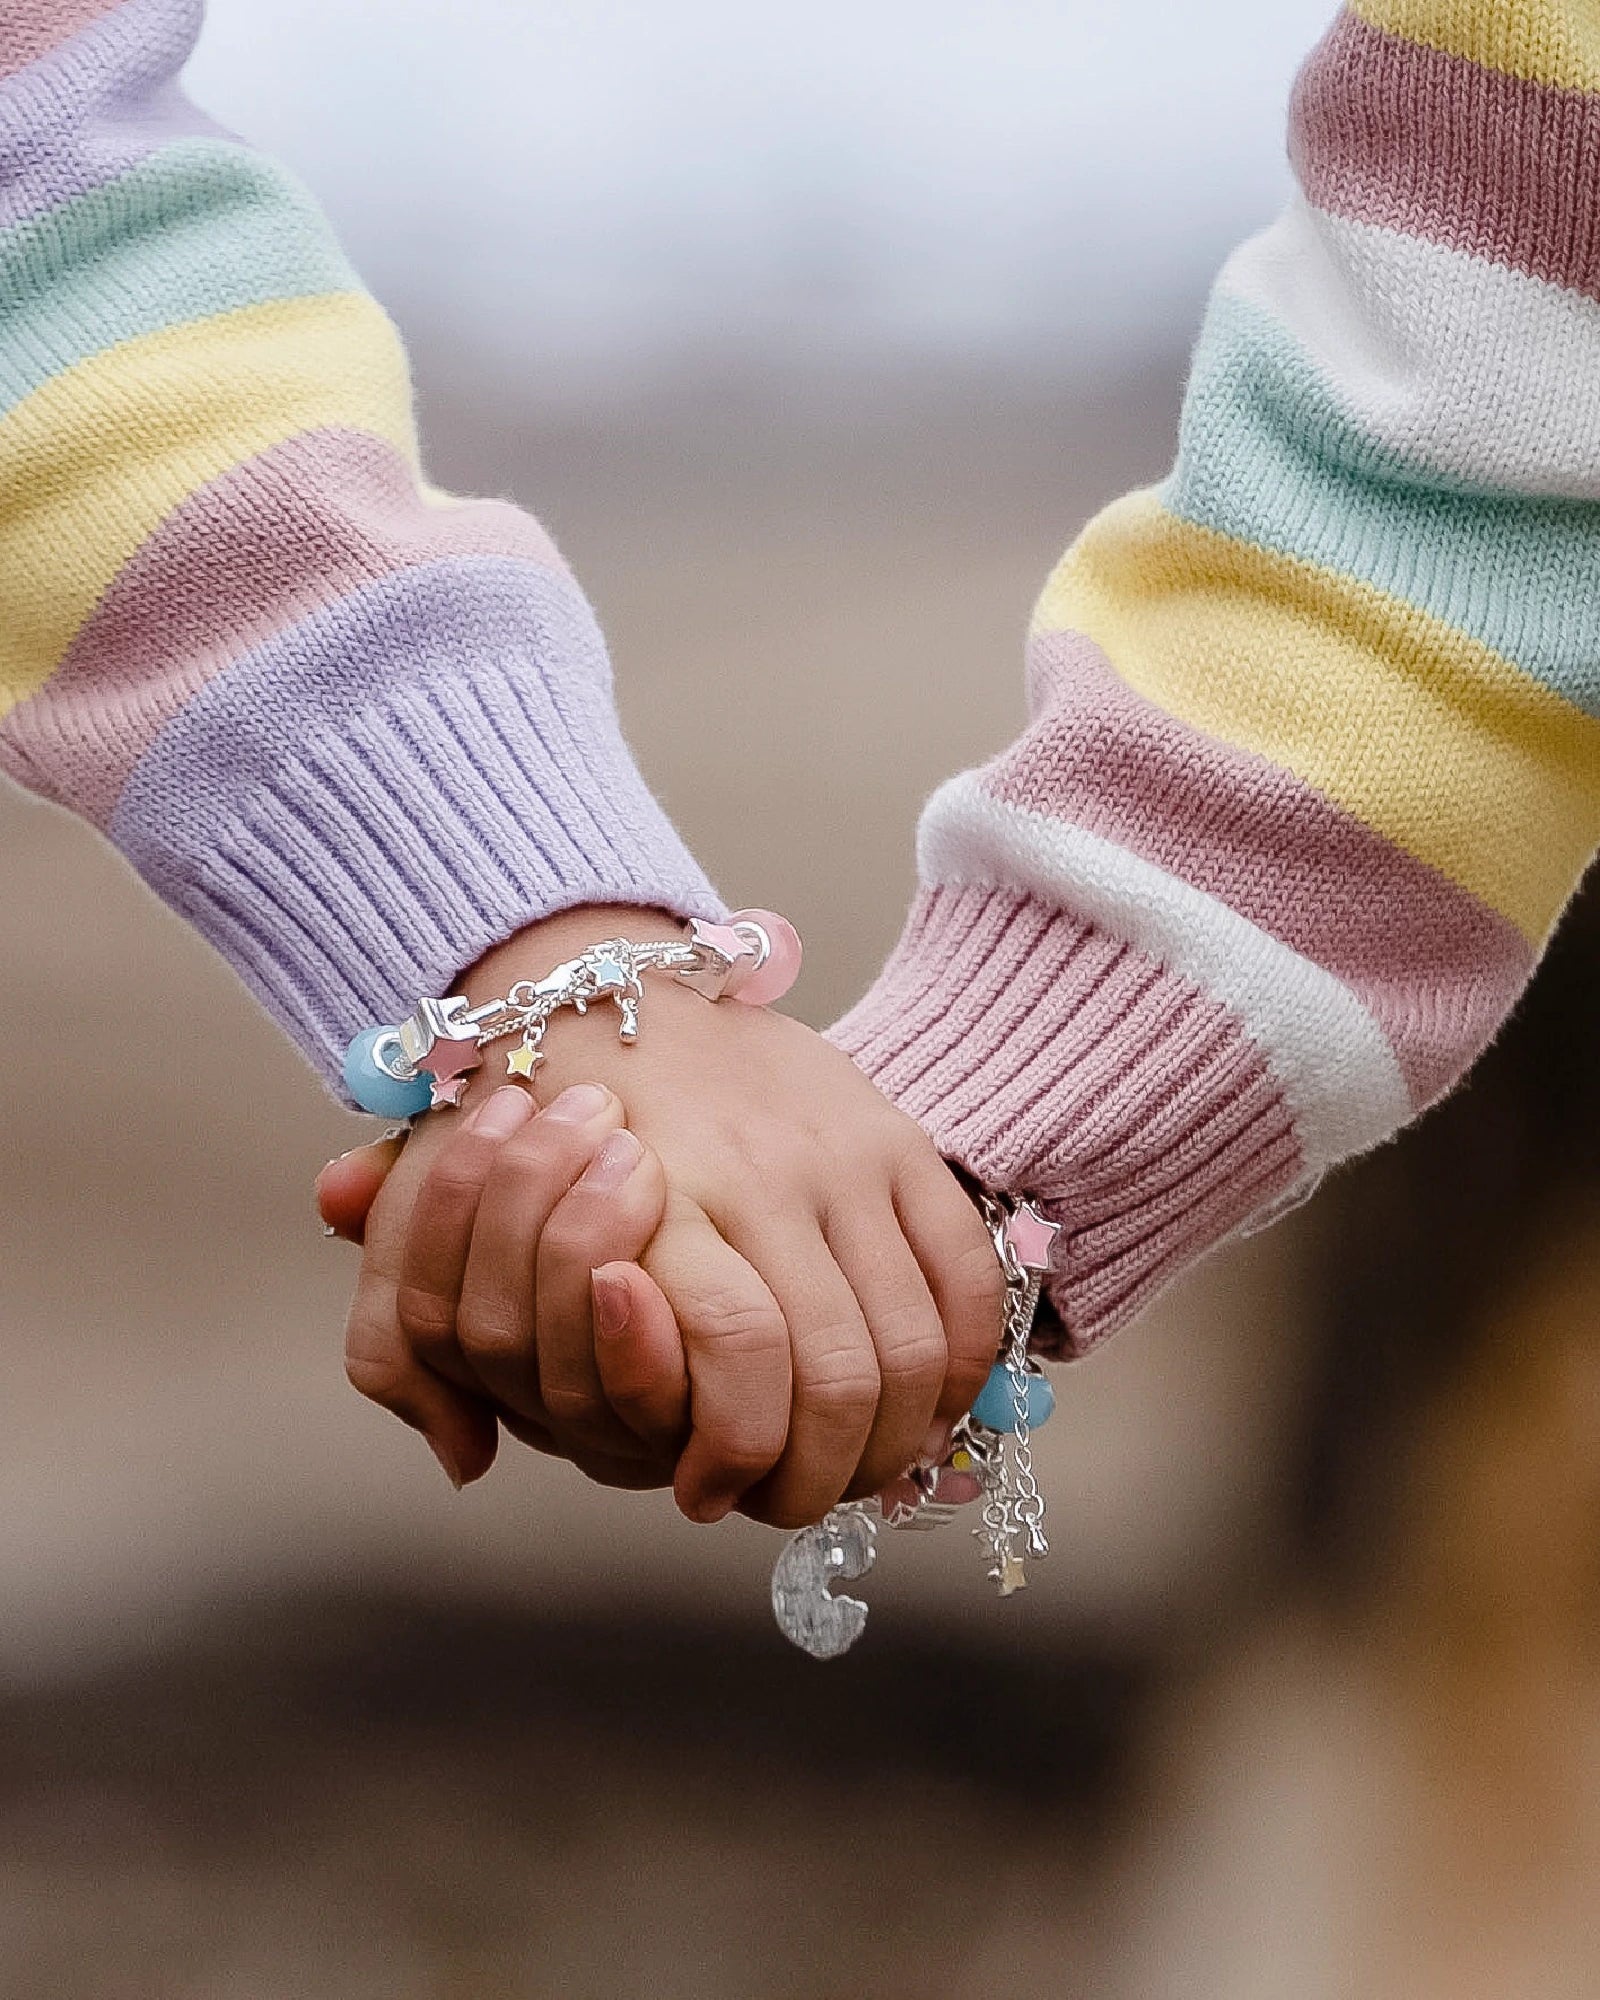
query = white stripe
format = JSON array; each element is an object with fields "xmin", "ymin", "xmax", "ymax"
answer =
[
  {"xmin": 1220, "ymin": 198, "xmax": 1600, "ymax": 499},
  {"xmin": 919, "ymin": 776, "xmax": 1412, "ymax": 1176}
]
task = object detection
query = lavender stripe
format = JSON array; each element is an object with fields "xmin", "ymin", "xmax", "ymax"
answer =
[
  {"xmin": 110, "ymin": 555, "xmax": 618, "ymax": 863},
  {"xmin": 1, "ymin": 429, "xmax": 563, "ymax": 827},
  {"xmin": 108, "ymin": 557, "xmax": 723, "ymax": 1073},
  {"xmin": 0, "ymin": 0, "xmax": 219, "ymax": 231}
]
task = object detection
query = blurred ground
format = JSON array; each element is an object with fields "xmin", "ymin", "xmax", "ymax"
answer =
[
  {"xmin": 2, "ymin": 360, "xmax": 1597, "ymax": 1996},
  {"xmin": 0, "ymin": 1593, "xmax": 1145, "ymax": 2000}
]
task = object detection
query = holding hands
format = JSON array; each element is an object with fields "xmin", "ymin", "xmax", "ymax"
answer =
[{"xmin": 321, "ymin": 906, "xmax": 1004, "ymax": 1530}]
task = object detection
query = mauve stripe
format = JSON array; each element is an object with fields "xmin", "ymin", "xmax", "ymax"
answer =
[
  {"xmin": 986, "ymin": 630, "xmax": 1532, "ymax": 1108},
  {"xmin": 0, "ymin": 428, "xmax": 565, "ymax": 827},
  {"xmin": 0, "ymin": 0, "xmax": 215, "ymax": 230},
  {"xmin": 1293, "ymin": 11, "xmax": 1600, "ymax": 305},
  {"xmin": 0, "ymin": 0, "xmax": 130, "ymax": 78}
]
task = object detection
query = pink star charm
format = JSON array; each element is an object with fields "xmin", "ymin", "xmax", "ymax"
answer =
[
  {"xmin": 429, "ymin": 1074, "xmax": 470, "ymax": 1110},
  {"xmin": 1005, "ymin": 1202, "xmax": 1061, "ymax": 1273},
  {"xmin": 416, "ymin": 1034, "xmax": 483, "ymax": 1086},
  {"xmin": 689, "ymin": 920, "xmax": 758, "ymax": 970},
  {"xmin": 677, "ymin": 919, "xmax": 758, "ymax": 1001}
]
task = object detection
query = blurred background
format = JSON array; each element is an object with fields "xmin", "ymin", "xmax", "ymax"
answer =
[{"xmin": 2, "ymin": 1, "xmax": 1598, "ymax": 1992}]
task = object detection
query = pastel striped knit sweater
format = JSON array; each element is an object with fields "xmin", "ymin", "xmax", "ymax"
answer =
[{"xmin": 4, "ymin": 3, "xmax": 1598, "ymax": 1355}]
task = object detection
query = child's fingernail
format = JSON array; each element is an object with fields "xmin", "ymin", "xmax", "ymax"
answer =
[
  {"xmin": 918, "ymin": 1420, "xmax": 954, "ymax": 1467},
  {"xmin": 468, "ymin": 1085, "xmax": 534, "ymax": 1139},
  {"xmin": 591, "ymin": 1269, "xmax": 634, "ymax": 1340},
  {"xmin": 581, "ymin": 1129, "xmax": 642, "ymax": 1191},
  {"xmin": 426, "ymin": 1438, "xmax": 465, "ymax": 1491},
  {"xmin": 544, "ymin": 1084, "xmax": 611, "ymax": 1124}
]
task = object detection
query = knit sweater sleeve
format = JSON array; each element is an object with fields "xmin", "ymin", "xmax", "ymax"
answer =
[
  {"xmin": 831, "ymin": 0, "xmax": 1600, "ymax": 1354},
  {"xmin": 0, "ymin": 0, "xmax": 722, "ymax": 1090}
]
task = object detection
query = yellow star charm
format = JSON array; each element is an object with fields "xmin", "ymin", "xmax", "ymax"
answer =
[
  {"xmin": 998, "ymin": 1555, "xmax": 1029, "ymax": 1598},
  {"xmin": 505, "ymin": 1042, "xmax": 542, "ymax": 1080}
]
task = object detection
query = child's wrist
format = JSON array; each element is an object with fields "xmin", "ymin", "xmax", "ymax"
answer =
[
  {"xmin": 456, "ymin": 904, "xmax": 689, "ymax": 1008},
  {"xmin": 344, "ymin": 902, "xmax": 801, "ymax": 1118},
  {"xmin": 449, "ymin": 905, "xmax": 693, "ymax": 1107}
]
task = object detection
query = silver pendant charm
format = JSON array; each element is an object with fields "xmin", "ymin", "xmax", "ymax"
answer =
[
  {"xmin": 770, "ymin": 1506, "xmax": 877, "ymax": 1660},
  {"xmin": 769, "ymin": 1193, "xmax": 1060, "ymax": 1657}
]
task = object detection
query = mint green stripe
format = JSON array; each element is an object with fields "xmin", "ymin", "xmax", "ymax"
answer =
[
  {"xmin": 1167, "ymin": 289, "xmax": 1600, "ymax": 720},
  {"xmin": 0, "ymin": 138, "xmax": 357, "ymax": 418}
]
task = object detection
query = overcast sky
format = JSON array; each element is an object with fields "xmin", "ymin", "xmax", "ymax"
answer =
[{"xmin": 189, "ymin": 0, "xmax": 1337, "ymax": 395}]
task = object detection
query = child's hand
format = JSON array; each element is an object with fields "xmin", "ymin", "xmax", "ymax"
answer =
[
  {"xmin": 413, "ymin": 906, "xmax": 1005, "ymax": 1530},
  {"xmin": 329, "ymin": 1080, "xmax": 690, "ymax": 1492}
]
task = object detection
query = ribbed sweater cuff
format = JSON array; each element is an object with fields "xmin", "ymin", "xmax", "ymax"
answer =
[
  {"xmin": 828, "ymin": 885, "xmax": 1306, "ymax": 1354},
  {"xmin": 115, "ymin": 643, "xmax": 724, "ymax": 1097}
]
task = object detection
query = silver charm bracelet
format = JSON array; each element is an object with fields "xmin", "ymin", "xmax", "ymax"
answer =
[
  {"xmin": 343, "ymin": 910, "xmax": 803, "ymax": 1118},
  {"xmin": 771, "ymin": 1190, "xmax": 1061, "ymax": 1661}
]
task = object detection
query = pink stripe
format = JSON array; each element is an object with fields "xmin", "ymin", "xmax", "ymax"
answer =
[
  {"xmin": 0, "ymin": 0, "xmax": 128, "ymax": 78},
  {"xmin": 0, "ymin": 428, "xmax": 565, "ymax": 826},
  {"xmin": 984, "ymin": 631, "xmax": 1532, "ymax": 1108},
  {"xmin": 1293, "ymin": 9, "xmax": 1600, "ymax": 304}
]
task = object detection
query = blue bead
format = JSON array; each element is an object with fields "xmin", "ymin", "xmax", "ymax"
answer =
[
  {"xmin": 971, "ymin": 1363, "xmax": 1057, "ymax": 1434},
  {"xmin": 343, "ymin": 1026, "xmax": 433, "ymax": 1119}
]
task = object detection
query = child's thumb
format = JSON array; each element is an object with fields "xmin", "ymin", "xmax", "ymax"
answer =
[{"xmin": 316, "ymin": 1136, "xmax": 407, "ymax": 1243}]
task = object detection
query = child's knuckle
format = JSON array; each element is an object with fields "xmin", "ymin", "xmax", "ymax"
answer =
[
  {"xmin": 344, "ymin": 1344, "xmax": 404, "ymax": 1408},
  {"xmin": 944, "ymin": 1345, "xmax": 995, "ymax": 1405},
  {"xmin": 874, "ymin": 1314, "xmax": 947, "ymax": 1389},
  {"xmin": 423, "ymin": 1153, "xmax": 491, "ymax": 1208},
  {"xmin": 690, "ymin": 1289, "xmax": 786, "ymax": 1354},
  {"xmin": 711, "ymin": 1426, "xmax": 784, "ymax": 1484},
  {"xmin": 541, "ymin": 1381, "xmax": 604, "ymax": 1432},
  {"xmin": 947, "ymin": 1239, "xmax": 1006, "ymax": 1326},
  {"xmin": 794, "ymin": 1341, "xmax": 880, "ymax": 1425},
  {"xmin": 455, "ymin": 1299, "xmax": 522, "ymax": 1361},
  {"xmin": 394, "ymin": 1284, "xmax": 459, "ymax": 1351}
]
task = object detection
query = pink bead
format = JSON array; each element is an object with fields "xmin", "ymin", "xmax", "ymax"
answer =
[{"xmin": 727, "ymin": 909, "xmax": 803, "ymax": 1005}]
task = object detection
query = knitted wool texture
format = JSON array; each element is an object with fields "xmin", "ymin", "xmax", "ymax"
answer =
[
  {"xmin": 831, "ymin": 0, "xmax": 1600, "ymax": 1347},
  {"xmin": 0, "ymin": 0, "xmax": 723, "ymax": 1079},
  {"xmin": 1, "ymin": 1, "xmax": 1597, "ymax": 1349}
]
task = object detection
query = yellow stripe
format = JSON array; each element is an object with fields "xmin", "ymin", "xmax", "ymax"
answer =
[
  {"xmin": 0, "ymin": 292, "xmax": 416, "ymax": 711},
  {"xmin": 1349, "ymin": 0, "xmax": 1600, "ymax": 93},
  {"xmin": 1033, "ymin": 490, "xmax": 1600, "ymax": 945}
]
